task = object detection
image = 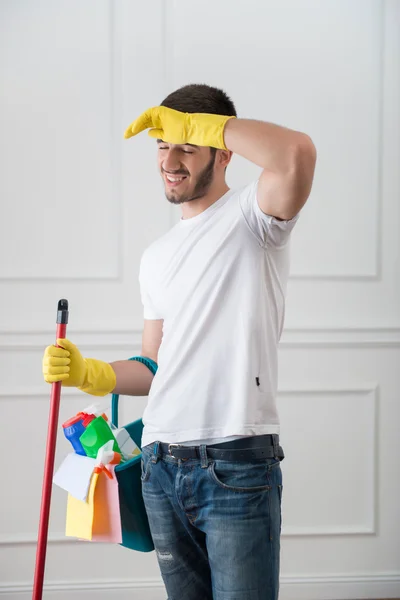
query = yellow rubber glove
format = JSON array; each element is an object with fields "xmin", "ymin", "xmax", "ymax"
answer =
[
  {"xmin": 124, "ymin": 106, "xmax": 235, "ymax": 150},
  {"xmin": 42, "ymin": 338, "xmax": 116, "ymax": 397}
]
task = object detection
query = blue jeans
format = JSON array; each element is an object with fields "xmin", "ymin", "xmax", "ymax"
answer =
[{"xmin": 141, "ymin": 441, "xmax": 283, "ymax": 600}]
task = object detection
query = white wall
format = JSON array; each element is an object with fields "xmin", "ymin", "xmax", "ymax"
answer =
[{"xmin": 1, "ymin": 0, "xmax": 400, "ymax": 598}]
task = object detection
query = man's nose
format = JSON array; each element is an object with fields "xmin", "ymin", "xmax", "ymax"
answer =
[{"xmin": 162, "ymin": 150, "xmax": 183, "ymax": 173}]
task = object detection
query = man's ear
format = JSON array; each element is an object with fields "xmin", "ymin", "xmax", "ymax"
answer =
[{"xmin": 217, "ymin": 149, "xmax": 232, "ymax": 168}]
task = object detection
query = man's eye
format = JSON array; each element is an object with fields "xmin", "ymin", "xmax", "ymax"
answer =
[
  {"xmin": 182, "ymin": 150, "xmax": 193, "ymax": 154},
  {"xmin": 159, "ymin": 146, "xmax": 168, "ymax": 150}
]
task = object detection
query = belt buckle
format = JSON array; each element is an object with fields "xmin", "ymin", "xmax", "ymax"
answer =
[{"xmin": 168, "ymin": 443, "xmax": 181, "ymax": 457}]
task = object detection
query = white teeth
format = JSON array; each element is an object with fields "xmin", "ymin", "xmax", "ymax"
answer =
[{"xmin": 166, "ymin": 176, "xmax": 185, "ymax": 182}]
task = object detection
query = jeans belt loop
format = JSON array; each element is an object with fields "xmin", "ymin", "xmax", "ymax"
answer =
[
  {"xmin": 152, "ymin": 441, "xmax": 161, "ymax": 463},
  {"xmin": 273, "ymin": 435, "xmax": 280, "ymax": 460},
  {"xmin": 199, "ymin": 444, "xmax": 208, "ymax": 468}
]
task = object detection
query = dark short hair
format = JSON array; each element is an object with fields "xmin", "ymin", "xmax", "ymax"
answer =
[{"xmin": 161, "ymin": 83, "xmax": 237, "ymax": 117}]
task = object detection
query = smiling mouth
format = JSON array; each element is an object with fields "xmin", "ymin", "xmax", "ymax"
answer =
[{"xmin": 164, "ymin": 173, "xmax": 188, "ymax": 187}]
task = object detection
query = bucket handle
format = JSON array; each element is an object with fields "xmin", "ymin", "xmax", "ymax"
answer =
[{"xmin": 111, "ymin": 357, "xmax": 158, "ymax": 428}]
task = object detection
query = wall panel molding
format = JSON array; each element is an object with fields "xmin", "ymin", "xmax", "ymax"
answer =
[
  {"xmin": 291, "ymin": 0, "xmax": 385, "ymax": 281},
  {"xmin": 279, "ymin": 385, "xmax": 378, "ymax": 537},
  {"xmin": 0, "ymin": 385, "xmax": 379, "ymax": 542},
  {"xmin": 0, "ymin": 0, "xmax": 123, "ymax": 282},
  {"xmin": 1, "ymin": 573, "xmax": 400, "ymax": 599},
  {"xmin": 291, "ymin": 0, "xmax": 385, "ymax": 282},
  {"xmin": 0, "ymin": 327, "xmax": 399, "ymax": 351},
  {"xmin": 280, "ymin": 327, "xmax": 400, "ymax": 348}
]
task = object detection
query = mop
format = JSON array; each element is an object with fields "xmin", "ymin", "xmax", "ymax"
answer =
[{"xmin": 32, "ymin": 299, "xmax": 69, "ymax": 600}]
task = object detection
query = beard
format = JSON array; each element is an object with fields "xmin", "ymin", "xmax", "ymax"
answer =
[{"xmin": 164, "ymin": 150, "xmax": 216, "ymax": 205}]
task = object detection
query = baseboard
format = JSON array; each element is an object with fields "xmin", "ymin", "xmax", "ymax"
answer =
[
  {"xmin": 0, "ymin": 579, "xmax": 164, "ymax": 600},
  {"xmin": 2, "ymin": 573, "xmax": 400, "ymax": 599},
  {"xmin": 281, "ymin": 574, "xmax": 400, "ymax": 599}
]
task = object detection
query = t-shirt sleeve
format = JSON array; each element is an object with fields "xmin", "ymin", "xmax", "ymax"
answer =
[
  {"xmin": 238, "ymin": 179, "xmax": 300, "ymax": 248},
  {"xmin": 139, "ymin": 254, "xmax": 163, "ymax": 320}
]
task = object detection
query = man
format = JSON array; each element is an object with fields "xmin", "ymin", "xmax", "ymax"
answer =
[{"xmin": 43, "ymin": 84, "xmax": 316, "ymax": 599}]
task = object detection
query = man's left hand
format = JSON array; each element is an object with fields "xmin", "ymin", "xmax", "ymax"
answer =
[{"xmin": 124, "ymin": 105, "xmax": 235, "ymax": 150}]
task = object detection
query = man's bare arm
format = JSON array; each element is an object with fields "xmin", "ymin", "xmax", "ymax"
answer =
[
  {"xmin": 110, "ymin": 319, "xmax": 163, "ymax": 396},
  {"xmin": 223, "ymin": 118, "xmax": 316, "ymax": 221}
]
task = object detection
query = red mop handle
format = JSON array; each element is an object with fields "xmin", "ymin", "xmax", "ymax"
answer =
[{"xmin": 32, "ymin": 299, "xmax": 69, "ymax": 600}]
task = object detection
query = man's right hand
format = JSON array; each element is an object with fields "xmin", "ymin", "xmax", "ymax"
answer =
[
  {"xmin": 42, "ymin": 338, "xmax": 116, "ymax": 397},
  {"xmin": 43, "ymin": 338, "xmax": 86, "ymax": 386}
]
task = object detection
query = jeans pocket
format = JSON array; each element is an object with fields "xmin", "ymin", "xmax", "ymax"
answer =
[
  {"xmin": 208, "ymin": 459, "xmax": 275, "ymax": 493},
  {"xmin": 277, "ymin": 484, "xmax": 283, "ymax": 503},
  {"xmin": 277, "ymin": 484, "xmax": 283, "ymax": 534},
  {"xmin": 141, "ymin": 455, "xmax": 152, "ymax": 483}
]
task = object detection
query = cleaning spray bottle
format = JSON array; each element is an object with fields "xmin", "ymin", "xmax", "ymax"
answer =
[
  {"xmin": 62, "ymin": 412, "xmax": 95, "ymax": 455},
  {"xmin": 79, "ymin": 414, "xmax": 121, "ymax": 459}
]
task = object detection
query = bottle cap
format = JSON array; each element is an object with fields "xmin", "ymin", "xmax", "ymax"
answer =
[
  {"xmin": 82, "ymin": 414, "xmax": 96, "ymax": 428},
  {"xmin": 62, "ymin": 412, "xmax": 84, "ymax": 429}
]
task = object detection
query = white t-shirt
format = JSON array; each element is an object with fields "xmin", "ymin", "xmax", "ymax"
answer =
[{"xmin": 139, "ymin": 179, "xmax": 299, "ymax": 448}]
